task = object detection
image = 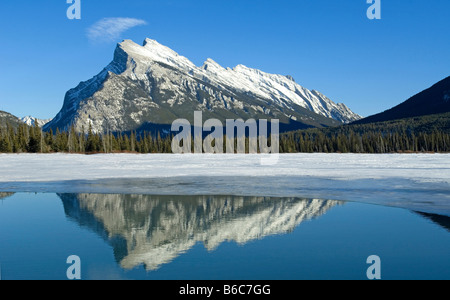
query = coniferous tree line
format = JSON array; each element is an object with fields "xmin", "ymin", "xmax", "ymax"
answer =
[
  {"xmin": 1, "ymin": 113, "xmax": 449, "ymax": 154},
  {"xmin": 279, "ymin": 128, "xmax": 450, "ymax": 153},
  {"xmin": 279, "ymin": 112, "xmax": 450, "ymax": 153},
  {"xmin": 0, "ymin": 122, "xmax": 171, "ymax": 154}
]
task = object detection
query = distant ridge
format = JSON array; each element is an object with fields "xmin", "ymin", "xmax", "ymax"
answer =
[
  {"xmin": 21, "ymin": 116, "xmax": 52, "ymax": 127},
  {"xmin": 0, "ymin": 111, "xmax": 24, "ymax": 129},
  {"xmin": 354, "ymin": 76, "xmax": 450, "ymax": 124}
]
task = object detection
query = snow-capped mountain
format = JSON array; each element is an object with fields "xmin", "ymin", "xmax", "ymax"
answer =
[
  {"xmin": 45, "ymin": 38, "xmax": 361, "ymax": 133},
  {"xmin": 60, "ymin": 193, "xmax": 340, "ymax": 271},
  {"xmin": 21, "ymin": 116, "xmax": 52, "ymax": 127}
]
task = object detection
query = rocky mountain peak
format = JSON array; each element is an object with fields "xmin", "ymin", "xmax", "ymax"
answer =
[{"xmin": 44, "ymin": 37, "xmax": 361, "ymax": 134}]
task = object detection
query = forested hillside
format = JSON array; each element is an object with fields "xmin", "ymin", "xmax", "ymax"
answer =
[{"xmin": 280, "ymin": 112, "xmax": 450, "ymax": 153}]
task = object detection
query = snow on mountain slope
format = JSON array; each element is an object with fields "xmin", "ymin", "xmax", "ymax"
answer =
[
  {"xmin": 121, "ymin": 38, "xmax": 361, "ymax": 123},
  {"xmin": 45, "ymin": 38, "xmax": 361, "ymax": 133},
  {"xmin": 21, "ymin": 116, "xmax": 52, "ymax": 127}
]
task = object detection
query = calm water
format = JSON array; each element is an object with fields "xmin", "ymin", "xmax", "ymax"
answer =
[{"xmin": 0, "ymin": 192, "xmax": 449, "ymax": 280}]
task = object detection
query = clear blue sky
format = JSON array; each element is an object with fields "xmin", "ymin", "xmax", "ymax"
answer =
[{"xmin": 0, "ymin": 0, "xmax": 449, "ymax": 119}]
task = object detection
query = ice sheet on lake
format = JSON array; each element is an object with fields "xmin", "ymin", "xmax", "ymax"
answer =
[{"xmin": 0, "ymin": 153, "xmax": 449, "ymax": 216}]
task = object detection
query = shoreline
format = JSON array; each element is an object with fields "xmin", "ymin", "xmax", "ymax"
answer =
[{"xmin": 0, "ymin": 153, "xmax": 449, "ymax": 216}]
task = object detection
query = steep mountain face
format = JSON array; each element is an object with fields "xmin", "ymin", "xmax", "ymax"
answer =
[
  {"xmin": 21, "ymin": 116, "xmax": 52, "ymax": 127},
  {"xmin": 59, "ymin": 193, "xmax": 340, "ymax": 271},
  {"xmin": 355, "ymin": 76, "xmax": 450, "ymax": 124},
  {"xmin": 45, "ymin": 38, "xmax": 361, "ymax": 134},
  {"xmin": 0, "ymin": 110, "xmax": 24, "ymax": 130}
]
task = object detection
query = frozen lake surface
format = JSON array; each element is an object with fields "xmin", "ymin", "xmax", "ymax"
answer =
[{"xmin": 0, "ymin": 153, "xmax": 449, "ymax": 215}]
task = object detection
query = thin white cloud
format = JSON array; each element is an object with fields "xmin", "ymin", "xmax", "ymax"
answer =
[{"xmin": 87, "ymin": 17, "xmax": 147, "ymax": 43}]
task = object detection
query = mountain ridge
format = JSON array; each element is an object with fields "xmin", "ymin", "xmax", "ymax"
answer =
[
  {"xmin": 44, "ymin": 38, "xmax": 361, "ymax": 134},
  {"xmin": 21, "ymin": 116, "xmax": 52, "ymax": 127},
  {"xmin": 0, "ymin": 110, "xmax": 24, "ymax": 129},
  {"xmin": 354, "ymin": 76, "xmax": 450, "ymax": 124}
]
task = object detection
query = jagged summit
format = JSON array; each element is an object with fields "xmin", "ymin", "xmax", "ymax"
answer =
[
  {"xmin": 117, "ymin": 39, "xmax": 195, "ymax": 72},
  {"xmin": 45, "ymin": 38, "xmax": 361, "ymax": 133},
  {"xmin": 21, "ymin": 116, "xmax": 52, "ymax": 127},
  {"xmin": 202, "ymin": 58, "xmax": 224, "ymax": 72}
]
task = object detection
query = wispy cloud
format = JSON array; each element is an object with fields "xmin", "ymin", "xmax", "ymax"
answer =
[{"xmin": 87, "ymin": 17, "xmax": 147, "ymax": 43}]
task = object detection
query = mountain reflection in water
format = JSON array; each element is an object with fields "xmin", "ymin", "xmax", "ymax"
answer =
[{"xmin": 59, "ymin": 194, "xmax": 341, "ymax": 271}]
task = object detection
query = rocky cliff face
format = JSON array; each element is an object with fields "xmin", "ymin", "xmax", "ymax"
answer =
[{"xmin": 45, "ymin": 38, "xmax": 361, "ymax": 134}]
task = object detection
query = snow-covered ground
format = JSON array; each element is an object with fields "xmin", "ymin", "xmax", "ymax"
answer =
[{"xmin": 0, "ymin": 153, "xmax": 449, "ymax": 215}]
